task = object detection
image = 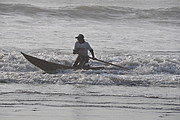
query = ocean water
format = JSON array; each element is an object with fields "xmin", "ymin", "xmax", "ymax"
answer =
[{"xmin": 0, "ymin": 0, "xmax": 180, "ymax": 120}]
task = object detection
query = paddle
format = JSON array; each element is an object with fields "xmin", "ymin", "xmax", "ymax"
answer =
[{"xmin": 88, "ymin": 56, "xmax": 129, "ymax": 70}]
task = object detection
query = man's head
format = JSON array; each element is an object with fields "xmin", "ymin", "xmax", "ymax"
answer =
[
  {"xmin": 75, "ymin": 34, "xmax": 84, "ymax": 39},
  {"xmin": 75, "ymin": 34, "xmax": 85, "ymax": 43}
]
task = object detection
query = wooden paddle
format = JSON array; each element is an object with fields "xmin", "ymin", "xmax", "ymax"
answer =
[{"xmin": 89, "ymin": 56, "xmax": 129, "ymax": 70}]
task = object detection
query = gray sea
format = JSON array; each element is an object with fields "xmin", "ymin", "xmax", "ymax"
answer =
[{"xmin": 0, "ymin": 0, "xmax": 180, "ymax": 119}]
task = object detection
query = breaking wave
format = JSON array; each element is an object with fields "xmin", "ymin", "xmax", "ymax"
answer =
[
  {"xmin": 0, "ymin": 49, "xmax": 180, "ymax": 87},
  {"xmin": 0, "ymin": 3, "xmax": 180, "ymax": 21}
]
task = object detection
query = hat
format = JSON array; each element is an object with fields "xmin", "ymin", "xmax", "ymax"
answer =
[{"xmin": 75, "ymin": 34, "xmax": 84, "ymax": 39}]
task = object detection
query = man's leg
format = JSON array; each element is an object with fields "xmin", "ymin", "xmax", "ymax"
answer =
[
  {"xmin": 73, "ymin": 56, "xmax": 81, "ymax": 67},
  {"xmin": 79, "ymin": 57, "xmax": 89, "ymax": 67}
]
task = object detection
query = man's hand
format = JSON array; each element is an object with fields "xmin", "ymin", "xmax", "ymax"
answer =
[
  {"xmin": 73, "ymin": 50, "xmax": 77, "ymax": 54},
  {"xmin": 92, "ymin": 57, "xmax": 97, "ymax": 60}
]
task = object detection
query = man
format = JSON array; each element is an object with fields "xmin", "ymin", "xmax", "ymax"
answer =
[{"xmin": 73, "ymin": 34, "xmax": 95, "ymax": 67}]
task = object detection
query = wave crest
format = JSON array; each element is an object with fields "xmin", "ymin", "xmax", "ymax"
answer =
[
  {"xmin": 0, "ymin": 3, "xmax": 180, "ymax": 21},
  {"xmin": 0, "ymin": 49, "xmax": 180, "ymax": 87}
]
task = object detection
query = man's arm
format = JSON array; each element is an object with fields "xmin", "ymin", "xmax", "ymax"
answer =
[
  {"xmin": 90, "ymin": 49, "xmax": 95, "ymax": 58},
  {"xmin": 73, "ymin": 42, "xmax": 78, "ymax": 54}
]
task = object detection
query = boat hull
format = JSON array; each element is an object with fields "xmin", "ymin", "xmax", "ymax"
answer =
[{"xmin": 21, "ymin": 52, "xmax": 104, "ymax": 72}]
